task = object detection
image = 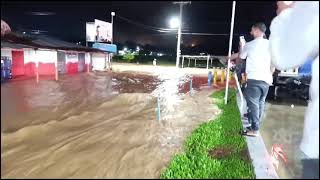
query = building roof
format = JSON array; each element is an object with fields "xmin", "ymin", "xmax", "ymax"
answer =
[
  {"xmin": 1, "ymin": 32, "xmax": 108, "ymax": 53},
  {"xmin": 1, "ymin": 41, "xmax": 36, "ymax": 49}
]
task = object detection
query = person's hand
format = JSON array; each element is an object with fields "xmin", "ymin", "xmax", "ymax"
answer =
[
  {"xmin": 228, "ymin": 52, "xmax": 239, "ymax": 61},
  {"xmin": 276, "ymin": 1, "xmax": 295, "ymax": 15}
]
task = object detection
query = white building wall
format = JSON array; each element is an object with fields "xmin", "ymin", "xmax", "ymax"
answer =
[
  {"xmin": 36, "ymin": 50, "xmax": 57, "ymax": 63},
  {"xmin": 23, "ymin": 49, "xmax": 36, "ymax": 64},
  {"xmin": 92, "ymin": 53, "xmax": 106, "ymax": 71},
  {"xmin": 85, "ymin": 53, "xmax": 91, "ymax": 64},
  {"xmin": 24, "ymin": 49, "xmax": 57, "ymax": 64},
  {"xmin": 1, "ymin": 49, "xmax": 12, "ymax": 58},
  {"xmin": 65, "ymin": 52, "xmax": 79, "ymax": 63}
]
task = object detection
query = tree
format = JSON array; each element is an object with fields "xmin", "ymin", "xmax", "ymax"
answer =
[{"xmin": 122, "ymin": 52, "xmax": 135, "ymax": 62}]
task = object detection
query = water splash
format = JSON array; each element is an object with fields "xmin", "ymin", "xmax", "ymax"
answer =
[{"xmin": 151, "ymin": 68, "xmax": 191, "ymax": 116}]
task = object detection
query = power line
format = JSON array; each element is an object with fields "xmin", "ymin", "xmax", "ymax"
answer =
[
  {"xmin": 115, "ymin": 14, "xmax": 269, "ymax": 37},
  {"xmin": 150, "ymin": 32, "xmax": 240, "ymax": 36},
  {"xmin": 150, "ymin": 32, "xmax": 270, "ymax": 37},
  {"xmin": 182, "ymin": 33, "xmax": 235, "ymax": 36},
  {"xmin": 116, "ymin": 15, "xmax": 183, "ymax": 32},
  {"xmin": 116, "ymin": 16, "xmax": 242, "ymax": 36}
]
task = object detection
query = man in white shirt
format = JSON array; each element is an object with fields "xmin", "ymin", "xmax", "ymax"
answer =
[
  {"xmin": 230, "ymin": 22, "xmax": 273, "ymax": 137},
  {"xmin": 269, "ymin": 1, "xmax": 318, "ymax": 178}
]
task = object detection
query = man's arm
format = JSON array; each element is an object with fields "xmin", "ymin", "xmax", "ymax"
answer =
[
  {"xmin": 229, "ymin": 52, "xmax": 240, "ymax": 61},
  {"xmin": 229, "ymin": 43, "xmax": 248, "ymax": 61},
  {"xmin": 269, "ymin": 1, "xmax": 319, "ymax": 70}
]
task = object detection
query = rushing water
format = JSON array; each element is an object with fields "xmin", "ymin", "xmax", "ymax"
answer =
[{"xmin": 1, "ymin": 71, "xmax": 220, "ymax": 178}]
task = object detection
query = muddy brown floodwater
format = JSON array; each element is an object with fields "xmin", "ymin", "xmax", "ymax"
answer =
[{"xmin": 1, "ymin": 71, "xmax": 220, "ymax": 178}]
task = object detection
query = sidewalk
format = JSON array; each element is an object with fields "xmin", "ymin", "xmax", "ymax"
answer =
[{"xmin": 236, "ymin": 92, "xmax": 279, "ymax": 179}]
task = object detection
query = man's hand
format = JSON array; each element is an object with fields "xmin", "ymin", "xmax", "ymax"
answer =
[
  {"xmin": 276, "ymin": 1, "xmax": 295, "ymax": 15},
  {"xmin": 228, "ymin": 52, "xmax": 240, "ymax": 61}
]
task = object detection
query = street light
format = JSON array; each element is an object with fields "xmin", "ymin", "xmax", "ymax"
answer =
[
  {"xmin": 111, "ymin": 12, "xmax": 115, "ymax": 44},
  {"xmin": 110, "ymin": 11, "xmax": 116, "ymax": 70},
  {"xmin": 171, "ymin": 1, "xmax": 191, "ymax": 68},
  {"xmin": 168, "ymin": 16, "xmax": 182, "ymax": 68},
  {"xmin": 169, "ymin": 17, "xmax": 180, "ymax": 29},
  {"xmin": 172, "ymin": 15, "xmax": 181, "ymax": 68}
]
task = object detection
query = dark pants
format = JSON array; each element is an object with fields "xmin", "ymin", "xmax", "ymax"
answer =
[
  {"xmin": 236, "ymin": 62, "xmax": 246, "ymax": 97},
  {"xmin": 244, "ymin": 79, "xmax": 269, "ymax": 131},
  {"xmin": 236, "ymin": 61, "xmax": 246, "ymax": 83}
]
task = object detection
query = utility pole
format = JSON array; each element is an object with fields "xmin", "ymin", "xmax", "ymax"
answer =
[
  {"xmin": 110, "ymin": 12, "xmax": 115, "ymax": 70},
  {"xmin": 173, "ymin": 1, "xmax": 191, "ymax": 68},
  {"xmin": 224, "ymin": 1, "xmax": 236, "ymax": 105},
  {"xmin": 111, "ymin": 12, "xmax": 115, "ymax": 44}
]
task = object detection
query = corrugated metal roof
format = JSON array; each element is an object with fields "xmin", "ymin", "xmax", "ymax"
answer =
[
  {"xmin": 1, "ymin": 32, "xmax": 109, "ymax": 53},
  {"xmin": 31, "ymin": 35, "xmax": 83, "ymax": 49},
  {"xmin": 1, "ymin": 41, "xmax": 36, "ymax": 49}
]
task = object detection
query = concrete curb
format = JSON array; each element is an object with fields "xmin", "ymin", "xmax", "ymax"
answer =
[{"xmin": 236, "ymin": 92, "xmax": 279, "ymax": 179}]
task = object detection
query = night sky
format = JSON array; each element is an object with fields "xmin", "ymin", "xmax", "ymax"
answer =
[{"xmin": 1, "ymin": 1, "xmax": 277, "ymax": 54}]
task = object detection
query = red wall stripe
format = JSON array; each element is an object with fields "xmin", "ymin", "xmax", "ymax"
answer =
[
  {"xmin": 24, "ymin": 62, "xmax": 36, "ymax": 76},
  {"xmin": 66, "ymin": 62, "xmax": 78, "ymax": 74},
  {"xmin": 38, "ymin": 62, "xmax": 55, "ymax": 75}
]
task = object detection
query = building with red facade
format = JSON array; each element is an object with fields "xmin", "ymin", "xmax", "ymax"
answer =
[{"xmin": 1, "ymin": 32, "xmax": 114, "ymax": 82}]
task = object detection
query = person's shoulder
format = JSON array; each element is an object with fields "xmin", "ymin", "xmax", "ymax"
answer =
[
  {"xmin": 248, "ymin": 38, "xmax": 265, "ymax": 46},
  {"xmin": 270, "ymin": 8, "xmax": 293, "ymax": 32},
  {"xmin": 255, "ymin": 38, "xmax": 269, "ymax": 45},
  {"xmin": 244, "ymin": 40, "xmax": 254, "ymax": 47}
]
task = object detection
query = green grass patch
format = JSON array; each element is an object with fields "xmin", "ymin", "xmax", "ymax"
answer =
[{"xmin": 160, "ymin": 89, "xmax": 255, "ymax": 179}]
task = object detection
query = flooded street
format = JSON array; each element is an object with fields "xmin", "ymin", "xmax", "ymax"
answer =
[{"xmin": 1, "ymin": 71, "xmax": 220, "ymax": 178}]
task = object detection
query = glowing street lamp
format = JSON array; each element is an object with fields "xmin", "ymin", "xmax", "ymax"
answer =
[
  {"xmin": 169, "ymin": 16, "xmax": 181, "ymax": 68},
  {"xmin": 170, "ymin": 1, "xmax": 191, "ymax": 68},
  {"xmin": 169, "ymin": 17, "xmax": 180, "ymax": 29},
  {"xmin": 111, "ymin": 12, "xmax": 115, "ymax": 44}
]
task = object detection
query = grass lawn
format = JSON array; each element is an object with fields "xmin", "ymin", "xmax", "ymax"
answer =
[{"xmin": 160, "ymin": 89, "xmax": 255, "ymax": 179}]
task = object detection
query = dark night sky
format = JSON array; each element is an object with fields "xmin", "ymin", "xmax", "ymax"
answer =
[{"xmin": 1, "ymin": 1, "xmax": 277, "ymax": 54}]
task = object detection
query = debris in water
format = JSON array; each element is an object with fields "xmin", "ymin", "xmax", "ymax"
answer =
[{"xmin": 271, "ymin": 144, "xmax": 288, "ymax": 169}]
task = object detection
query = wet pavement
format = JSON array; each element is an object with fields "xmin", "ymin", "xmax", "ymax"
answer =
[
  {"xmin": 1, "ymin": 71, "xmax": 221, "ymax": 178},
  {"xmin": 260, "ymin": 97, "xmax": 309, "ymax": 178}
]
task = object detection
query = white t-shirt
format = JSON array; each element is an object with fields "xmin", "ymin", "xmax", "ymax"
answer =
[
  {"xmin": 269, "ymin": 1, "xmax": 319, "ymax": 159},
  {"xmin": 240, "ymin": 37, "xmax": 273, "ymax": 85}
]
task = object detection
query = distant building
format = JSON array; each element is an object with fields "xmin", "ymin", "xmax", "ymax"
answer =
[{"xmin": 1, "ymin": 32, "xmax": 115, "ymax": 82}]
